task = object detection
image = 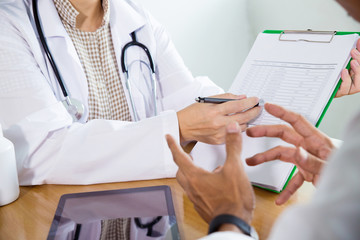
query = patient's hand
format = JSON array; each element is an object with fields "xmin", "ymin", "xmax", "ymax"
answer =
[
  {"xmin": 166, "ymin": 122, "xmax": 255, "ymax": 224},
  {"xmin": 336, "ymin": 39, "xmax": 360, "ymax": 97},
  {"xmin": 246, "ymin": 103, "xmax": 335, "ymax": 205}
]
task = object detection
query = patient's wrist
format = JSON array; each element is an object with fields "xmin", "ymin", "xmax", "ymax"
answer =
[
  {"xmin": 218, "ymin": 223, "xmax": 244, "ymax": 233},
  {"xmin": 208, "ymin": 214, "xmax": 258, "ymax": 239}
]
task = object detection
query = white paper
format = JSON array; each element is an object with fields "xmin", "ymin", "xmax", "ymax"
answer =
[{"xmin": 231, "ymin": 33, "xmax": 358, "ymax": 125}]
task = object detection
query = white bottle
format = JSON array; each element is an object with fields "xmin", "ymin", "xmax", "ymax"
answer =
[{"xmin": 0, "ymin": 123, "xmax": 19, "ymax": 206}]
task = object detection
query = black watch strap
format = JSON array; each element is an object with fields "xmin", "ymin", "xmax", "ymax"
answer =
[{"xmin": 208, "ymin": 214, "xmax": 253, "ymax": 237}]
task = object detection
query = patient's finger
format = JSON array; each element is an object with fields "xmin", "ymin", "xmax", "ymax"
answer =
[
  {"xmin": 176, "ymin": 170, "xmax": 190, "ymax": 191},
  {"xmin": 166, "ymin": 134, "xmax": 195, "ymax": 174},
  {"xmin": 246, "ymin": 124, "xmax": 302, "ymax": 146},
  {"xmin": 264, "ymin": 103, "xmax": 318, "ymax": 139},
  {"xmin": 295, "ymin": 147, "xmax": 326, "ymax": 175},
  {"xmin": 246, "ymin": 146, "xmax": 297, "ymax": 166},
  {"xmin": 275, "ymin": 173, "xmax": 305, "ymax": 205},
  {"xmin": 336, "ymin": 69, "xmax": 351, "ymax": 97},
  {"xmin": 224, "ymin": 122, "xmax": 243, "ymax": 166}
]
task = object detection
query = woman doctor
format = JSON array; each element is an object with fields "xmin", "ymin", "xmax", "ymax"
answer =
[{"xmin": 0, "ymin": 0, "xmax": 262, "ymax": 185}]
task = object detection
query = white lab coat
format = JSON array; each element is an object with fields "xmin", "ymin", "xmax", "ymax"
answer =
[
  {"xmin": 200, "ymin": 108, "xmax": 360, "ymax": 240},
  {"xmin": 0, "ymin": 0, "xmax": 222, "ymax": 185}
]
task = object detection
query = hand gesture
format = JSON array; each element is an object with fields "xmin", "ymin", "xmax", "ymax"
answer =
[
  {"xmin": 166, "ymin": 122, "xmax": 255, "ymax": 224},
  {"xmin": 246, "ymin": 103, "xmax": 335, "ymax": 205}
]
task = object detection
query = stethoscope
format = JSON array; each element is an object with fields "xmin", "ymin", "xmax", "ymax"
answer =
[
  {"xmin": 134, "ymin": 216, "xmax": 162, "ymax": 237},
  {"xmin": 32, "ymin": 0, "xmax": 158, "ymax": 122}
]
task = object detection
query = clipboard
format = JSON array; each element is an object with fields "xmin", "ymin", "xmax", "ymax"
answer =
[
  {"xmin": 257, "ymin": 29, "xmax": 359, "ymax": 193},
  {"xmin": 263, "ymin": 29, "xmax": 360, "ymax": 128},
  {"xmin": 191, "ymin": 29, "xmax": 359, "ymax": 193},
  {"xmin": 260, "ymin": 30, "xmax": 359, "ymax": 193}
]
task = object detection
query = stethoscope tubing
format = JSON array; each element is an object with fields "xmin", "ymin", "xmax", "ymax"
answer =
[
  {"xmin": 32, "ymin": 0, "xmax": 69, "ymax": 98},
  {"xmin": 121, "ymin": 32, "xmax": 158, "ymax": 121},
  {"xmin": 121, "ymin": 32, "xmax": 156, "ymax": 75}
]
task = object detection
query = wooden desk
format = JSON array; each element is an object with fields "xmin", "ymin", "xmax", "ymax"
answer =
[{"xmin": 0, "ymin": 179, "xmax": 315, "ymax": 239}]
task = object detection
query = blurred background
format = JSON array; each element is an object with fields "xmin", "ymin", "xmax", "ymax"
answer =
[{"xmin": 135, "ymin": 0, "xmax": 360, "ymax": 139}]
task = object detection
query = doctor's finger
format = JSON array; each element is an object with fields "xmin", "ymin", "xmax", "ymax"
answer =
[
  {"xmin": 246, "ymin": 146, "xmax": 297, "ymax": 166},
  {"xmin": 246, "ymin": 124, "xmax": 303, "ymax": 146},
  {"xmin": 264, "ymin": 103, "xmax": 319, "ymax": 139},
  {"xmin": 228, "ymin": 106, "xmax": 262, "ymax": 127},
  {"xmin": 349, "ymin": 58, "xmax": 360, "ymax": 95},
  {"xmin": 336, "ymin": 69, "xmax": 352, "ymax": 98},
  {"xmin": 220, "ymin": 97, "xmax": 259, "ymax": 115},
  {"xmin": 211, "ymin": 93, "xmax": 247, "ymax": 100},
  {"xmin": 165, "ymin": 134, "xmax": 195, "ymax": 173},
  {"xmin": 276, "ymin": 173, "xmax": 305, "ymax": 205},
  {"xmin": 356, "ymin": 38, "xmax": 360, "ymax": 51},
  {"xmin": 351, "ymin": 47, "xmax": 360, "ymax": 64}
]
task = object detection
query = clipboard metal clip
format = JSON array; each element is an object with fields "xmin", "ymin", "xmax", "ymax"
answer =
[{"xmin": 279, "ymin": 29, "xmax": 337, "ymax": 43}]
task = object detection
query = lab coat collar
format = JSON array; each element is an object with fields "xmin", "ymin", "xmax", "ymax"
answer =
[
  {"xmin": 109, "ymin": 0, "xmax": 146, "ymax": 38},
  {"xmin": 37, "ymin": 0, "xmax": 68, "ymax": 38}
]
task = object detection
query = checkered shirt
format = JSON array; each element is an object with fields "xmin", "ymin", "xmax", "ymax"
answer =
[
  {"xmin": 53, "ymin": 0, "xmax": 132, "ymax": 121},
  {"xmin": 100, "ymin": 218, "xmax": 131, "ymax": 240}
]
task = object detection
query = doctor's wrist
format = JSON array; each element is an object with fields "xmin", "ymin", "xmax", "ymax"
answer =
[{"xmin": 176, "ymin": 111, "xmax": 193, "ymax": 144}]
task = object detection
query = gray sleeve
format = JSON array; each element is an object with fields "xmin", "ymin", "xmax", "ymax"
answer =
[{"xmin": 268, "ymin": 109, "xmax": 360, "ymax": 240}]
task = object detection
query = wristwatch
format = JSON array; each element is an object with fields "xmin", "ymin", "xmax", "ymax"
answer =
[{"xmin": 208, "ymin": 214, "xmax": 259, "ymax": 239}]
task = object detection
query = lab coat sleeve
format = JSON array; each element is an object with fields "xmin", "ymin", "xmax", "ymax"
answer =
[
  {"xmin": 140, "ymin": 7, "xmax": 224, "ymax": 112},
  {"xmin": 0, "ymin": 11, "xmax": 179, "ymax": 185},
  {"xmin": 267, "ymin": 109, "xmax": 360, "ymax": 240}
]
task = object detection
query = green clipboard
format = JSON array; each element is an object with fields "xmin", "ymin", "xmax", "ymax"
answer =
[{"xmin": 255, "ymin": 30, "xmax": 360, "ymax": 193}]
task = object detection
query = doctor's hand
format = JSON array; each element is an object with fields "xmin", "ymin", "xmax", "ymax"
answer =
[
  {"xmin": 246, "ymin": 103, "xmax": 334, "ymax": 205},
  {"xmin": 336, "ymin": 39, "xmax": 360, "ymax": 97},
  {"xmin": 177, "ymin": 93, "xmax": 261, "ymax": 145},
  {"xmin": 166, "ymin": 122, "xmax": 255, "ymax": 225}
]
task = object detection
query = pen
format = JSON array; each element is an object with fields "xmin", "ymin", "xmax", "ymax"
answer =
[
  {"xmin": 195, "ymin": 97, "xmax": 265, "ymax": 108},
  {"xmin": 195, "ymin": 97, "xmax": 237, "ymax": 104}
]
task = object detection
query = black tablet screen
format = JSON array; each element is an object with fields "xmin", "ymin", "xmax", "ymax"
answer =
[{"xmin": 47, "ymin": 185, "xmax": 180, "ymax": 240}]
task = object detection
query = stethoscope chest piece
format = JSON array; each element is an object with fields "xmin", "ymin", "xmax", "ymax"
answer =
[{"xmin": 62, "ymin": 97, "xmax": 85, "ymax": 122}]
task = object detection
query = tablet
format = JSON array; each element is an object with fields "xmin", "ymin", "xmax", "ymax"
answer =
[{"xmin": 47, "ymin": 185, "xmax": 180, "ymax": 240}]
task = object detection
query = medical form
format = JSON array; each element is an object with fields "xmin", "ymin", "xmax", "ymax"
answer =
[{"xmin": 230, "ymin": 32, "xmax": 359, "ymax": 126}]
